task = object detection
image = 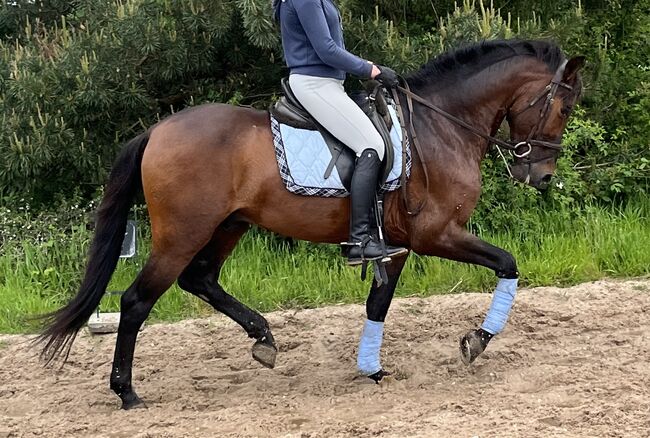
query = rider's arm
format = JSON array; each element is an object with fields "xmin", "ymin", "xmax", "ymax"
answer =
[{"xmin": 294, "ymin": 0, "xmax": 373, "ymax": 78}]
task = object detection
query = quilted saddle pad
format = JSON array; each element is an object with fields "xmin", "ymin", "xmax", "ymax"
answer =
[{"xmin": 270, "ymin": 105, "xmax": 411, "ymax": 197}]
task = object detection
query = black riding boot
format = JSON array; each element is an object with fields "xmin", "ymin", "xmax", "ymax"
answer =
[{"xmin": 346, "ymin": 149, "xmax": 408, "ymax": 265}]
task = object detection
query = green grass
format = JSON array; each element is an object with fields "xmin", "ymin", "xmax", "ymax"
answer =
[{"xmin": 1, "ymin": 200, "xmax": 649, "ymax": 333}]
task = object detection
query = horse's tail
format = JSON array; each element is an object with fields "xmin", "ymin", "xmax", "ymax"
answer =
[{"xmin": 36, "ymin": 132, "xmax": 150, "ymax": 364}]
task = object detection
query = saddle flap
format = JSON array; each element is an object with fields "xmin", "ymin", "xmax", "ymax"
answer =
[
  {"xmin": 350, "ymin": 88, "xmax": 395, "ymax": 186},
  {"xmin": 365, "ymin": 106, "xmax": 394, "ymax": 185}
]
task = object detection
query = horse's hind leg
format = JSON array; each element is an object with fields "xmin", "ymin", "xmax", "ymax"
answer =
[
  {"xmin": 109, "ymin": 252, "xmax": 192, "ymax": 410},
  {"xmin": 177, "ymin": 219, "xmax": 278, "ymax": 368},
  {"xmin": 110, "ymin": 215, "xmax": 221, "ymax": 409}
]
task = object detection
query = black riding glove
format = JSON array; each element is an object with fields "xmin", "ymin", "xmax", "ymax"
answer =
[{"xmin": 375, "ymin": 65, "xmax": 400, "ymax": 88}]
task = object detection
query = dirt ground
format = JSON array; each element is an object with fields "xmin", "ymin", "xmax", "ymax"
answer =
[{"xmin": 1, "ymin": 279, "xmax": 649, "ymax": 438}]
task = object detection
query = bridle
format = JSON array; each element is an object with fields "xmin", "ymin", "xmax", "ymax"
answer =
[
  {"xmin": 391, "ymin": 59, "xmax": 575, "ymax": 215},
  {"xmin": 506, "ymin": 59, "xmax": 575, "ymax": 163}
]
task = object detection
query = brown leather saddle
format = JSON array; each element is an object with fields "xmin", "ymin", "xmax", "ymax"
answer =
[{"xmin": 270, "ymin": 78, "xmax": 395, "ymax": 191}]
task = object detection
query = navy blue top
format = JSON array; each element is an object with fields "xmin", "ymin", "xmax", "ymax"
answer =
[{"xmin": 278, "ymin": 0, "xmax": 373, "ymax": 80}]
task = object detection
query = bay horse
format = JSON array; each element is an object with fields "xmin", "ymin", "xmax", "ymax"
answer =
[{"xmin": 38, "ymin": 39, "xmax": 583, "ymax": 409}]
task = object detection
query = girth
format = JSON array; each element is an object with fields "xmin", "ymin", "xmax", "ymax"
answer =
[{"xmin": 271, "ymin": 78, "xmax": 395, "ymax": 190}]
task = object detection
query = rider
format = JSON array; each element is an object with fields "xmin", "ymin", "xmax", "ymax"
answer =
[{"xmin": 274, "ymin": 0, "xmax": 408, "ymax": 265}]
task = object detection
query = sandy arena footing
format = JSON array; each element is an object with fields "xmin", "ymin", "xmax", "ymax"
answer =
[{"xmin": 1, "ymin": 279, "xmax": 649, "ymax": 437}]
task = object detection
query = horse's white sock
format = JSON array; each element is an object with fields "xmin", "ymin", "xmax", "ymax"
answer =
[
  {"xmin": 481, "ymin": 278, "xmax": 518, "ymax": 335},
  {"xmin": 357, "ymin": 319, "xmax": 384, "ymax": 375}
]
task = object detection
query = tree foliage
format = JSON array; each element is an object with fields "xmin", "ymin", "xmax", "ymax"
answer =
[
  {"xmin": 0, "ymin": 0, "xmax": 283, "ymax": 203},
  {"xmin": 0, "ymin": 0, "xmax": 647, "ymax": 219}
]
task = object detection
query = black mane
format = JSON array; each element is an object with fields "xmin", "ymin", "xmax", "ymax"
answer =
[{"xmin": 406, "ymin": 39, "xmax": 565, "ymax": 88}]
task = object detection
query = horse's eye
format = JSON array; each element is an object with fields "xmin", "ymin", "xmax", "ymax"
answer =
[{"xmin": 560, "ymin": 105, "xmax": 573, "ymax": 117}]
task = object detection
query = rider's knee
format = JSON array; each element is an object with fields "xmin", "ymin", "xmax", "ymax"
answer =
[{"xmin": 365, "ymin": 133, "xmax": 384, "ymax": 161}]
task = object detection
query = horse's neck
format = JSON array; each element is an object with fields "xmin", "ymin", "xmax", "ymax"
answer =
[{"xmin": 411, "ymin": 59, "xmax": 534, "ymax": 165}]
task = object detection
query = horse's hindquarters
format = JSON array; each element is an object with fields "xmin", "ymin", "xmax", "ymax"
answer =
[{"xmin": 141, "ymin": 103, "xmax": 355, "ymax": 246}]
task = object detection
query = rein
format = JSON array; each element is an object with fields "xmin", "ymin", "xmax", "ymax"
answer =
[{"xmin": 390, "ymin": 60, "xmax": 573, "ymax": 216}]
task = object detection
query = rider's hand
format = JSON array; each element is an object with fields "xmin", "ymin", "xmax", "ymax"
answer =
[
  {"xmin": 370, "ymin": 64, "xmax": 381, "ymax": 79},
  {"xmin": 374, "ymin": 65, "xmax": 400, "ymax": 88}
]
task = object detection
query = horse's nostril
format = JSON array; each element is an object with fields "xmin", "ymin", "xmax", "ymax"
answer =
[{"xmin": 541, "ymin": 174, "xmax": 552, "ymax": 184}]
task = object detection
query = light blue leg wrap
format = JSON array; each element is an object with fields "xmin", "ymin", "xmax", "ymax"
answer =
[
  {"xmin": 481, "ymin": 278, "xmax": 518, "ymax": 335},
  {"xmin": 357, "ymin": 319, "xmax": 384, "ymax": 375}
]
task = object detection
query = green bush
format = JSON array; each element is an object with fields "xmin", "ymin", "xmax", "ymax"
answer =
[
  {"xmin": 0, "ymin": 0, "xmax": 282, "ymax": 204},
  {"xmin": 0, "ymin": 0, "xmax": 647, "ymax": 223}
]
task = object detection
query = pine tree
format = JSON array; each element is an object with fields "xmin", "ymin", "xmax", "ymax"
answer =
[{"xmin": 0, "ymin": 0, "xmax": 646, "ymax": 205}]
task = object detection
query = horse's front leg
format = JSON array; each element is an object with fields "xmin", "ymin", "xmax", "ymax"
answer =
[
  {"xmin": 430, "ymin": 226, "xmax": 519, "ymax": 365},
  {"xmin": 356, "ymin": 253, "xmax": 409, "ymax": 382}
]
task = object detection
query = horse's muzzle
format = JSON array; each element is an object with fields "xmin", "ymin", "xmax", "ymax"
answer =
[{"xmin": 509, "ymin": 163, "xmax": 554, "ymax": 192}]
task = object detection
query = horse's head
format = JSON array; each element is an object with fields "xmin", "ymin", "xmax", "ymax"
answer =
[{"xmin": 506, "ymin": 56, "xmax": 585, "ymax": 190}]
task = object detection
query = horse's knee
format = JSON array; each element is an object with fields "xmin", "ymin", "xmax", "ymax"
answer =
[
  {"xmin": 118, "ymin": 288, "xmax": 155, "ymax": 330},
  {"xmin": 495, "ymin": 250, "xmax": 518, "ymax": 279}
]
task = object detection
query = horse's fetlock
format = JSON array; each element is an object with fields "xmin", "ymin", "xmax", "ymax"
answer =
[{"xmin": 110, "ymin": 378, "xmax": 129, "ymax": 396}]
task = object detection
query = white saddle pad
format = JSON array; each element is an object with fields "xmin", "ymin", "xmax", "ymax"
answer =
[{"xmin": 270, "ymin": 105, "xmax": 411, "ymax": 197}]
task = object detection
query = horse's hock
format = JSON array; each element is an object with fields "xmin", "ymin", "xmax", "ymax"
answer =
[{"xmin": 87, "ymin": 219, "xmax": 138, "ymax": 335}]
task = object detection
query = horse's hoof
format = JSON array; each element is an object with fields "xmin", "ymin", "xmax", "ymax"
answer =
[
  {"xmin": 367, "ymin": 369, "xmax": 392, "ymax": 385},
  {"xmin": 252, "ymin": 340, "xmax": 277, "ymax": 369},
  {"xmin": 121, "ymin": 394, "xmax": 147, "ymax": 410},
  {"xmin": 459, "ymin": 329, "xmax": 488, "ymax": 365},
  {"xmin": 355, "ymin": 369, "xmax": 393, "ymax": 385}
]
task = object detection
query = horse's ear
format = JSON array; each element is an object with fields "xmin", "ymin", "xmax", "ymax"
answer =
[{"xmin": 563, "ymin": 56, "xmax": 586, "ymax": 82}]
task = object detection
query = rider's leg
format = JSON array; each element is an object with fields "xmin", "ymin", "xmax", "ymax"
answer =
[
  {"xmin": 289, "ymin": 74, "xmax": 407, "ymax": 264},
  {"xmin": 345, "ymin": 148, "xmax": 408, "ymax": 264},
  {"xmin": 288, "ymin": 74, "xmax": 385, "ymax": 159}
]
